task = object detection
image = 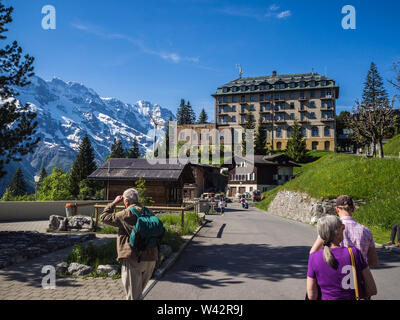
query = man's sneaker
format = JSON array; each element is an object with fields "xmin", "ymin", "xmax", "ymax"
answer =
[{"xmin": 384, "ymin": 241, "xmax": 394, "ymax": 246}]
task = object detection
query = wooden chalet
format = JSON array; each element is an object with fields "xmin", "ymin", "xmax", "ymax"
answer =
[{"xmin": 88, "ymin": 158, "xmax": 195, "ymax": 205}]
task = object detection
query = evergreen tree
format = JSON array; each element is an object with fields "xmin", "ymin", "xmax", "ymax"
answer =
[
  {"xmin": 285, "ymin": 120, "xmax": 307, "ymax": 162},
  {"xmin": 108, "ymin": 138, "xmax": 125, "ymax": 159},
  {"xmin": 69, "ymin": 134, "xmax": 97, "ymax": 198},
  {"xmin": 176, "ymin": 99, "xmax": 186, "ymax": 125},
  {"xmin": 38, "ymin": 167, "xmax": 47, "ymax": 184},
  {"xmin": 198, "ymin": 108, "xmax": 208, "ymax": 124},
  {"xmin": 0, "ymin": 3, "xmax": 39, "ymax": 178},
  {"xmin": 362, "ymin": 62, "xmax": 388, "ymax": 106},
  {"xmin": 254, "ymin": 118, "xmax": 267, "ymax": 155},
  {"xmin": 127, "ymin": 137, "xmax": 141, "ymax": 158},
  {"xmin": 185, "ymin": 101, "xmax": 196, "ymax": 124},
  {"xmin": 8, "ymin": 167, "xmax": 27, "ymax": 196},
  {"xmin": 135, "ymin": 177, "xmax": 154, "ymax": 206},
  {"xmin": 242, "ymin": 112, "xmax": 256, "ymax": 155}
]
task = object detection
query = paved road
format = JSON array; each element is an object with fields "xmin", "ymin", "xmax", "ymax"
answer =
[{"xmin": 145, "ymin": 203, "xmax": 400, "ymax": 300}]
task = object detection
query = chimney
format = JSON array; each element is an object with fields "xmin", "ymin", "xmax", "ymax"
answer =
[{"xmin": 272, "ymin": 70, "xmax": 277, "ymax": 77}]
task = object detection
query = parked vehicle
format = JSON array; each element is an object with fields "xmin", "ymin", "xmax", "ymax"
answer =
[{"xmin": 252, "ymin": 190, "xmax": 261, "ymax": 202}]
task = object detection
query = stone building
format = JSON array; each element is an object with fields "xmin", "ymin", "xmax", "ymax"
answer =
[{"xmin": 212, "ymin": 71, "xmax": 339, "ymax": 151}]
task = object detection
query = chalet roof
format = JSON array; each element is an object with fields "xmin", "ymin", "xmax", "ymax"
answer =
[
  {"xmin": 233, "ymin": 154, "xmax": 300, "ymax": 167},
  {"xmin": 87, "ymin": 158, "xmax": 195, "ymax": 182}
]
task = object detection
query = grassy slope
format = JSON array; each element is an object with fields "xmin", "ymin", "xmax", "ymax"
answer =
[
  {"xmin": 255, "ymin": 152, "xmax": 400, "ymax": 243},
  {"xmin": 383, "ymin": 134, "xmax": 400, "ymax": 156}
]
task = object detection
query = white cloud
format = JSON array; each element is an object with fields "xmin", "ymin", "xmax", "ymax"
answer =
[
  {"xmin": 269, "ymin": 4, "xmax": 280, "ymax": 11},
  {"xmin": 276, "ymin": 10, "xmax": 292, "ymax": 19},
  {"xmin": 71, "ymin": 22, "xmax": 199, "ymax": 65}
]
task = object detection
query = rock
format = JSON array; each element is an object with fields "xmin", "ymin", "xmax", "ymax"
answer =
[
  {"xmin": 67, "ymin": 262, "xmax": 93, "ymax": 276},
  {"xmin": 56, "ymin": 262, "xmax": 69, "ymax": 273},
  {"xmin": 67, "ymin": 215, "xmax": 94, "ymax": 231},
  {"xmin": 97, "ymin": 264, "xmax": 120, "ymax": 276},
  {"xmin": 49, "ymin": 215, "xmax": 67, "ymax": 231}
]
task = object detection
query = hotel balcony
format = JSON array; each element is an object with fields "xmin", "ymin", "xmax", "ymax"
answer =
[
  {"xmin": 321, "ymin": 117, "xmax": 335, "ymax": 122},
  {"xmin": 298, "ymin": 96, "xmax": 308, "ymax": 101},
  {"xmin": 320, "ymin": 95, "xmax": 334, "ymax": 100}
]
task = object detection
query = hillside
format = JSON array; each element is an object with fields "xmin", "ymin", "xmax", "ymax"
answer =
[
  {"xmin": 383, "ymin": 134, "xmax": 400, "ymax": 156},
  {"xmin": 255, "ymin": 153, "xmax": 400, "ymax": 242}
]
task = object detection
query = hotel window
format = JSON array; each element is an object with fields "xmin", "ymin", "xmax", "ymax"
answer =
[
  {"xmin": 219, "ymin": 107, "xmax": 223, "ymax": 113},
  {"xmin": 241, "ymin": 105, "xmax": 246, "ymax": 112},
  {"xmin": 326, "ymin": 81, "xmax": 330, "ymax": 85},
  {"xmin": 241, "ymin": 86, "xmax": 246, "ymax": 92},
  {"xmin": 250, "ymin": 95, "xmax": 255, "ymax": 102},
  {"xmin": 232, "ymin": 87, "xmax": 237, "ymax": 92},
  {"xmin": 274, "ymin": 93, "xmax": 279, "ymax": 100},
  {"xmin": 327, "ymin": 100, "xmax": 332, "ymax": 108},
  {"xmin": 260, "ymin": 104, "xmax": 264, "ymax": 112},
  {"xmin": 232, "ymin": 116, "xmax": 236, "ymax": 122},
  {"xmin": 275, "ymin": 83, "xmax": 280, "ymax": 89},
  {"xmin": 218, "ymin": 116, "xmax": 223, "ymax": 123},
  {"xmin": 289, "ymin": 113, "xmax": 295, "ymax": 120},
  {"xmin": 310, "ymin": 91, "xmax": 315, "ymax": 98},
  {"xmin": 249, "ymin": 104, "xmax": 255, "ymax": 111},
  {"xmin": 223, "ymin": 96, "xmax": 228, "ymax": 103},
  {"xmin": 300, "ymin": 113, "xmax": 306, "ymax": 121},
  {"xmin": 320, "ymin": 90, "xmax": 326, "ymax": 98},
  {"xmin": 310, "ymin": 81, "xmax": 315, "ymax": 87},
  {"xmin": 321, "ymin": 81, "xmax": 326, "ymax": 86},
  {"xmin": 241, "ymin": 115, "xmax": 245, "ymax": 123},
  {"xmin": 287, "ymin": 126, "xmax": 293, "ymax": 137},
  {"xmin": 218, "ymin": 97, "xmax": 222, "ymax": 103},
  {"xmin": 265, "ymin": 93, "xmax": 270, "ymax": 100},
  {"xmin": 259, "ymin": 85, "xmax": 264, "ymax": 90},
  {"xmin": 290, "ymin": 82, "xmax": 295, "ymax": 88},
  {"xmin": 241, "ymin": 95, "xmax": 245, "ymax": 102},
  {"xmin": 223, "ymin": 106, "xmax": 229, "ymax": 112},
  {"xmin": 280, "ymin": 83, "xmax": 285, "ymax": 89},
  {"xmin": 276, "ymin": 127, "xmax": 282, "ymax": 138},
  {"xmin": 301, "ymin": 127, "xmax": 307, "ymax": 137},
  {"xmin": 290, "ymin": 92, "xmax": 295, "ymax": 99},
  {"xmin": 300, "ymin": 82, "xmax": 305, "ymax": 88},
  {"xmin": 280, "ymin": 93, "xmax": 285, "ymax": 100},
  {"xmin": 280, "ymin": 103, "xmax": 285, "ymax": 110},
  {"xmin": 232, "ymin": 96, "xmax": 237, "ymax": 103},
  {"xmin": 312, "ymin": 126, "xmax": 319, "ymax": 137},
  {"xmin": 290, "ymin": 102, "xmax": 295, "ymax": 109},
  {"xmin": 232, "ymin": 105, "xmax": 236, "ymax": 112},
  {"xmin": 266, "ymin": 103, "xmax": 271, "ymax": 110},
  {"xmin": 310, "ymin": 112, "xmax": 316, "ymax": 119},
  {"xmin": 274, "ymin": 105, "xmax": 279, "ymax": 111},
  {"xmin": 259, "ymin": 94, "xmax": 264, "ymax": 101},
  {"xmin": 223, "ymin": 87, "xmax": 228, "ymax": 93},
  {"xmin": 310, "ymin": 101, "xmax": 316, "ymax": 108},
  {"xmin": 300, "ymin": 92, "xmax": 305, "ymax": 99},
  {"xmin": 324, "ymin": 126, "xmax": 331, "ymax": 137},
  {"xmin": 327, "ymin": 90, "xmax": 332, "ymax": 97},
  {"xmin": 300, "ymin": 102, "xmax": 305, "ymax": 110}
]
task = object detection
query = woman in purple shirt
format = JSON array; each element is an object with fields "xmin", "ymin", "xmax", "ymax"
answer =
[{"xmin": 307, "ymin": 215, "xmax": 377, "ymax": 300}]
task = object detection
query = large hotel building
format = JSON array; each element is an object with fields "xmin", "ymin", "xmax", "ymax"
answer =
[{"xmin": 212, "ymin": 71, "xmax": 339, "ymax": 152}]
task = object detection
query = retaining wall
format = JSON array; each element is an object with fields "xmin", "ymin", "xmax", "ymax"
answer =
[{"xmin": 0, "ymin": 201, "xmax": 107, "ymax": 222}]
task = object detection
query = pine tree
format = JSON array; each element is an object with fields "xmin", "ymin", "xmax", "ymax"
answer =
[
  {"xmin": 176, "ymin": 99, "xmax": 186, "ymax": 125},
  {"xmin": 242, "ymin": 112, "xmax": 256, "ymax": 155},
  {"xmin": 362, "ymin": 62, "xmax": 388, "ymax": 106},
  {"xmin": 198, "ymin": 108, "xmax": 208, "ymax": 124},
  {"xmin": 285, "ymin": 120, "xmax": 307, "ymax": 162},
  {"xmin": 185, "ymin": 101, "xmax": 196, "ymax": 124},
  {"xmin": 254, "ymin": 118, "xmax": 267, "ymax": 155},
  {"xmin": 0, "ymin": 3, "xmax": 39, "ymax": 178},
  {"xmin": 69, "ymin": 134, "xmax": 97, "ymax": 198},
  {"xmin": 127, "ymin": 137, "xmax": 141, "ymax": 158},
  {"xmin": 108, "ymin": 138, "xmax": 125, "ymax": 159},
  {"xmin": 8, "ymin": 167, "xmax": 27, "ymax": 196}
]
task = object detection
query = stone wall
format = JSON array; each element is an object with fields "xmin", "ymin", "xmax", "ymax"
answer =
[{"xmin": 266, "ymin": 190, "xmax": 363, "ymax": 225}]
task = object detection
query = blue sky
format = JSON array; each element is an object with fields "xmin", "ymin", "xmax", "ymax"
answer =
[{"xmin": 5, "ymin": 0, "xmax": 400, "ymax": 119}]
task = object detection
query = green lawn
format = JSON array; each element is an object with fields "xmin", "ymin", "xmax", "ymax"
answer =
[
  {"xmin": 383, "ymin": 134, "xmax": 400, "ymax": 156},
  {"xmin": 256, "ymin": 152, "xmax": 400, "ymax": 243}
]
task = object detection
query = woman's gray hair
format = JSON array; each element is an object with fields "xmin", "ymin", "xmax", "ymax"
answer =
[
  {"xmin": 317, "ymin": 215, "xmax": 343, "ymax": 268},
  {"xmin": 123, "ymin": 188, "xmax": 140, "ymax": 205}
]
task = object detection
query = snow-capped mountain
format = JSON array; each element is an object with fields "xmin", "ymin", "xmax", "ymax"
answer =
[{"xmin": 0, "ymin": 76, "xmax": 175, "ymax": 195}]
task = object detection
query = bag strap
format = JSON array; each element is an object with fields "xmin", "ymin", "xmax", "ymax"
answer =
[{"xmin": 348, "ymin": 247, "xmax": 360, "ymax": 300}]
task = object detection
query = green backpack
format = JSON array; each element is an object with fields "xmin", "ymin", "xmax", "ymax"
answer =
[{"xmin": 128, "ymin": 207, "xmax": 165, "ymax": 262}]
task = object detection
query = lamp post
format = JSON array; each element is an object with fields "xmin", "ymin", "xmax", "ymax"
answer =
[{"xmin": 34, "ymin": 175, "xmax": 40, "ymax": 201}]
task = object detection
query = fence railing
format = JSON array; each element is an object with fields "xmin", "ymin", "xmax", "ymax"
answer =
[{"xmin": 64, "ymin": 202, "xmax": 197, "ymax": 231}]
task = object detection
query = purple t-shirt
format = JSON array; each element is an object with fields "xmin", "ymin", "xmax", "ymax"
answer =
[{"xmin": 307, "ymin": 247, "xmax": 368, "ymax": 300}]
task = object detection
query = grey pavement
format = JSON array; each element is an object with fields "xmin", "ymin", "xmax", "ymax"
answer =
[
  {"xmin": 0, "ymin": 220, "xmax": 48, "ymax": 233},
  {"xmin": 145, "ymin": 203, "xmax": 400, "ymax": 300}
]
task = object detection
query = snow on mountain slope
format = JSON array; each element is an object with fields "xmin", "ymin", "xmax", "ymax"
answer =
[{"xmin": 0, "ymin": 76, "xmax": 175, "ymax": 195}]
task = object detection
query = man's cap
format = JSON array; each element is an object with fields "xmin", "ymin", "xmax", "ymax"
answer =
[{"xmin": 336, "ymin": 195, "xmax": 354, "ymax": 207}]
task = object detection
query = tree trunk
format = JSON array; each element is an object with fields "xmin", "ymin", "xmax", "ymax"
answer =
[{"xmin": 378, "ymin": 140, "xmax": 384, "ymax": 158}]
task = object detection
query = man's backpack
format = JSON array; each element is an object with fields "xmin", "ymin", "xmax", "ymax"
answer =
[{"xmin": 128, "ymin": 207, "xmax": 165, "ymax": 262}]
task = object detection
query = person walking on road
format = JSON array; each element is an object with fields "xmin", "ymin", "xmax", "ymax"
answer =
[
  {"xmin": 307, "ymin": 215, "xmax": 377, "ymax": 300},
  {"xmin": 384, "ymin": 225, "xmax": 400, "ymax": 247},
  {"xmin": 218, "ymin": 197, "xmax": 226, "ymax": 215},
  {"xmin": 310, "ymin": 195, "xmax": 379, "ymax": 267},
  {"xmin": 100, "ymin": 188, "xmax": 158, "ymax": 300}
]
